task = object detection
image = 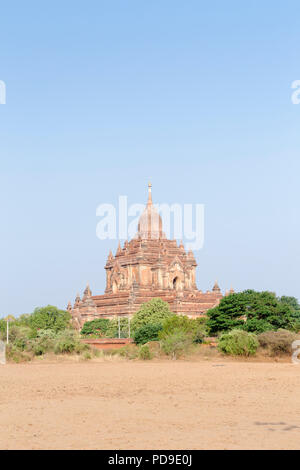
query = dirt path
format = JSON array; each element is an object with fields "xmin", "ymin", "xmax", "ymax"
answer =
[{"xmin": 0, "ymin": 359, "xmax": 300, "ymax": 449}]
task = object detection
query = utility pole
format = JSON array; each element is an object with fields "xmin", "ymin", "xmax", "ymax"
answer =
[
  {"xmin": 6, "ymin": 319, "xmax": 9, "ymax": 344},
  {"xmin": 118, "ymin": 316, "xmax": 120, "ymax": 339},
  {"xmin": 128, "ymin": 317, "xmax": 131, "ymax": 338}
]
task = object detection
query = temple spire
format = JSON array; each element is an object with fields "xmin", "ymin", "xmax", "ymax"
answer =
[
  {"xmin": 147, "ymin": 182, "xmax": 152, "ymax": 206},
  {"xmin": 212, "ymin": 280, "xmax": 221, "ymax": 293},
  {"xmin": 116, "ymin": 241, "xmax": 122, "ymax": 256},
  {"xmin": 84, "ymin": 282, "xmax": 92, "ymax": 298}
]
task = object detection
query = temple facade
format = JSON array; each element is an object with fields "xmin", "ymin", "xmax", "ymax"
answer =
[{"xmin": 69, "ymin": 184, "xmax": 228, "ymax": 329}]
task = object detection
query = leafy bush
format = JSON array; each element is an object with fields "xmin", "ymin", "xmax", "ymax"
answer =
[
  {"xmin": 160, "ymin": 329, "xmax": 193, "ymax": 359},
  {"xmin": 0, "ymin": 310, "xmax": 94, "ymax": 360},
  {"xmin": 8, "ymin": 325, "xmax": 32, "ymax": 351},
  {"xmin": 28, "ymin": 329, "xmax": 56, "ymax": 356},
  {"xmin": 134, "ymin": 323, "xmax": 163, "ymax": 345},
  {"xmin": 54, "ymin": 330, "xmax": 81, "ymax": 354},
  {"xmin": 81, "ymin": 318, "xmax": 110, "ymax": 337},
  {"xmin": 138, "ymin": 344, "xmax": 152, "ymax": 360},
  {"xmin": 30, "ymin": 306, "xmax": 71, "ymax": 333},
  {"xmin": 218, "ymin": 329, "xmax": 258, "ymax": 356},
  {"xmin": 159, "ymin": 315, "xmax": 207, "ymax": 344},
  {"xmin": 258, "ymin": 329, "xmax": 296, "ymax": 355},
  {"xmin": 131, "ymin": 298, "xmax": 174, "ymax": 332}
]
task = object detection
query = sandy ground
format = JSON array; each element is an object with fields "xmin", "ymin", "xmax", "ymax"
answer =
[{"xmin": 0, "ymin": 358, "xmax": 300, "ymax": 450}]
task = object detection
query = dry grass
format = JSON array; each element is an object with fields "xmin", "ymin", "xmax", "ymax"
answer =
[{"xmin": 24, "ymin": 342, "xmax": 293, "ymax": 365}]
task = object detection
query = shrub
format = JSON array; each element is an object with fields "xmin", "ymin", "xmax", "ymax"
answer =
[
  {"xmin": 6, "ymin": 344, "xmax": 32, "ymax": 363},
  {"xmin": 159, "ymin": 315, "xmax": 207, "ymax": 344},
  {"xmin": 118, "ymin": 344, "xmax": 139, "ymax": 359},
  {"xmin": 28, "ymin": 329, "xmax": 56, "ymax": 356},
  {"xmin": 30, "ymin": 341, "xmax": 47, "ymax": 356},
  {"xmin": 258, "ymin": 329, "xmax": 296, "ymax": 355},
  {"xmin": 82, "ymin": 351, "xmax": 92, "ymax": 360},
  {"xmin": 30, "ymin": 305, "xmax": 71, "ymax": 333},
  {"xmin": 138, "ymin": 344, "xmax": 152, "ymax": 360},
  {"xmin": 218, "ymin": 329, "xmax": 258, "ymax": 356},
  {"xmin": 134, "ymin": 323, "xmax": 163, "ymax": 345},
  {"xmin": 54, "ymin": 330, "xmax": 80, "ymax": 354},
  {"xmin": 131, "ymin": 298, "xmax": 174, "ymax": 333},
  {"xmin": 74, "ymin": 341, "xmax": 90, "ymax": 354},
  {"xmin": 92, "ymin": 348, "xmax": 103, "ymax": 358},
  {"xmin": 9, "ymin": 325, "xmax": 32, "ymax": 351},
  {"xmin": 80, "ymin": 318, "xmax": 110, "ymax": 337},
  {"xmin": 160, "ymin": 329, "xmax": 193, "ymax": 359},
  {"xmin": 144, "ymin": 340, "xmax": 161, "ymax": 357}
]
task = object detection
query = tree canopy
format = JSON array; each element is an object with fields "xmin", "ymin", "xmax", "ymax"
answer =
[
  {"xmin": 29, "ymin": 305, "xmax": 71, "ymax": 333},
  {"xmin": 206, "ymin": 290, "xmax": 300, "ymax": 335},
  {"xmin": 130, "ymin": 298, "xmax": 174, "ymax": 332}
]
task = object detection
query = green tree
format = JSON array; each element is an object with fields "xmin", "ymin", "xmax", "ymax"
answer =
[
  {"xmin": 207, "ymin": 290, "xmax": 296, "ymax": 335},
  {"xmin": 279, "ymin": 296, "xmax": 300, "ymax": 312},
  {"xmin": 14, "ymin": 314, "xmax": 31, "ymax": 327},
  {"xmin": 130, "ymin": 298, "xmax": 174, "ymax": 332},
  {"xmin": 29, "ymin": 305, "xmax": 71, "ymax": 333},
  {"xmin": 134, "ymin": 323, "xmax": 163, "ymax": 345},
  {"xmin": 279, "ymin": 296, "xmax": 300, "ymax": 330}
]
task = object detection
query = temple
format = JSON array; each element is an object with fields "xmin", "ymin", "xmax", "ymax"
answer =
[{"xmin": 69, "ymin": 184, "xmax": 228, "ymax": 328}]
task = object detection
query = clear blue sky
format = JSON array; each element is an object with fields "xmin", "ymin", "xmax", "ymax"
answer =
[{"xmin": 0, "ymin": 1, "xmax": 300, "ymax": 316}]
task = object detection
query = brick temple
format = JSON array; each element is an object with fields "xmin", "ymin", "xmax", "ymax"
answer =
[{"xmin": 69, "ymin": 184, "xmax": 229, "ymax": 328}]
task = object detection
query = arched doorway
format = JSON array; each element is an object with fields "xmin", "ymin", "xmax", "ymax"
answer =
[{"xmin": 173, "ymin": 276, "xmax": 179, "ymax": 290}]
